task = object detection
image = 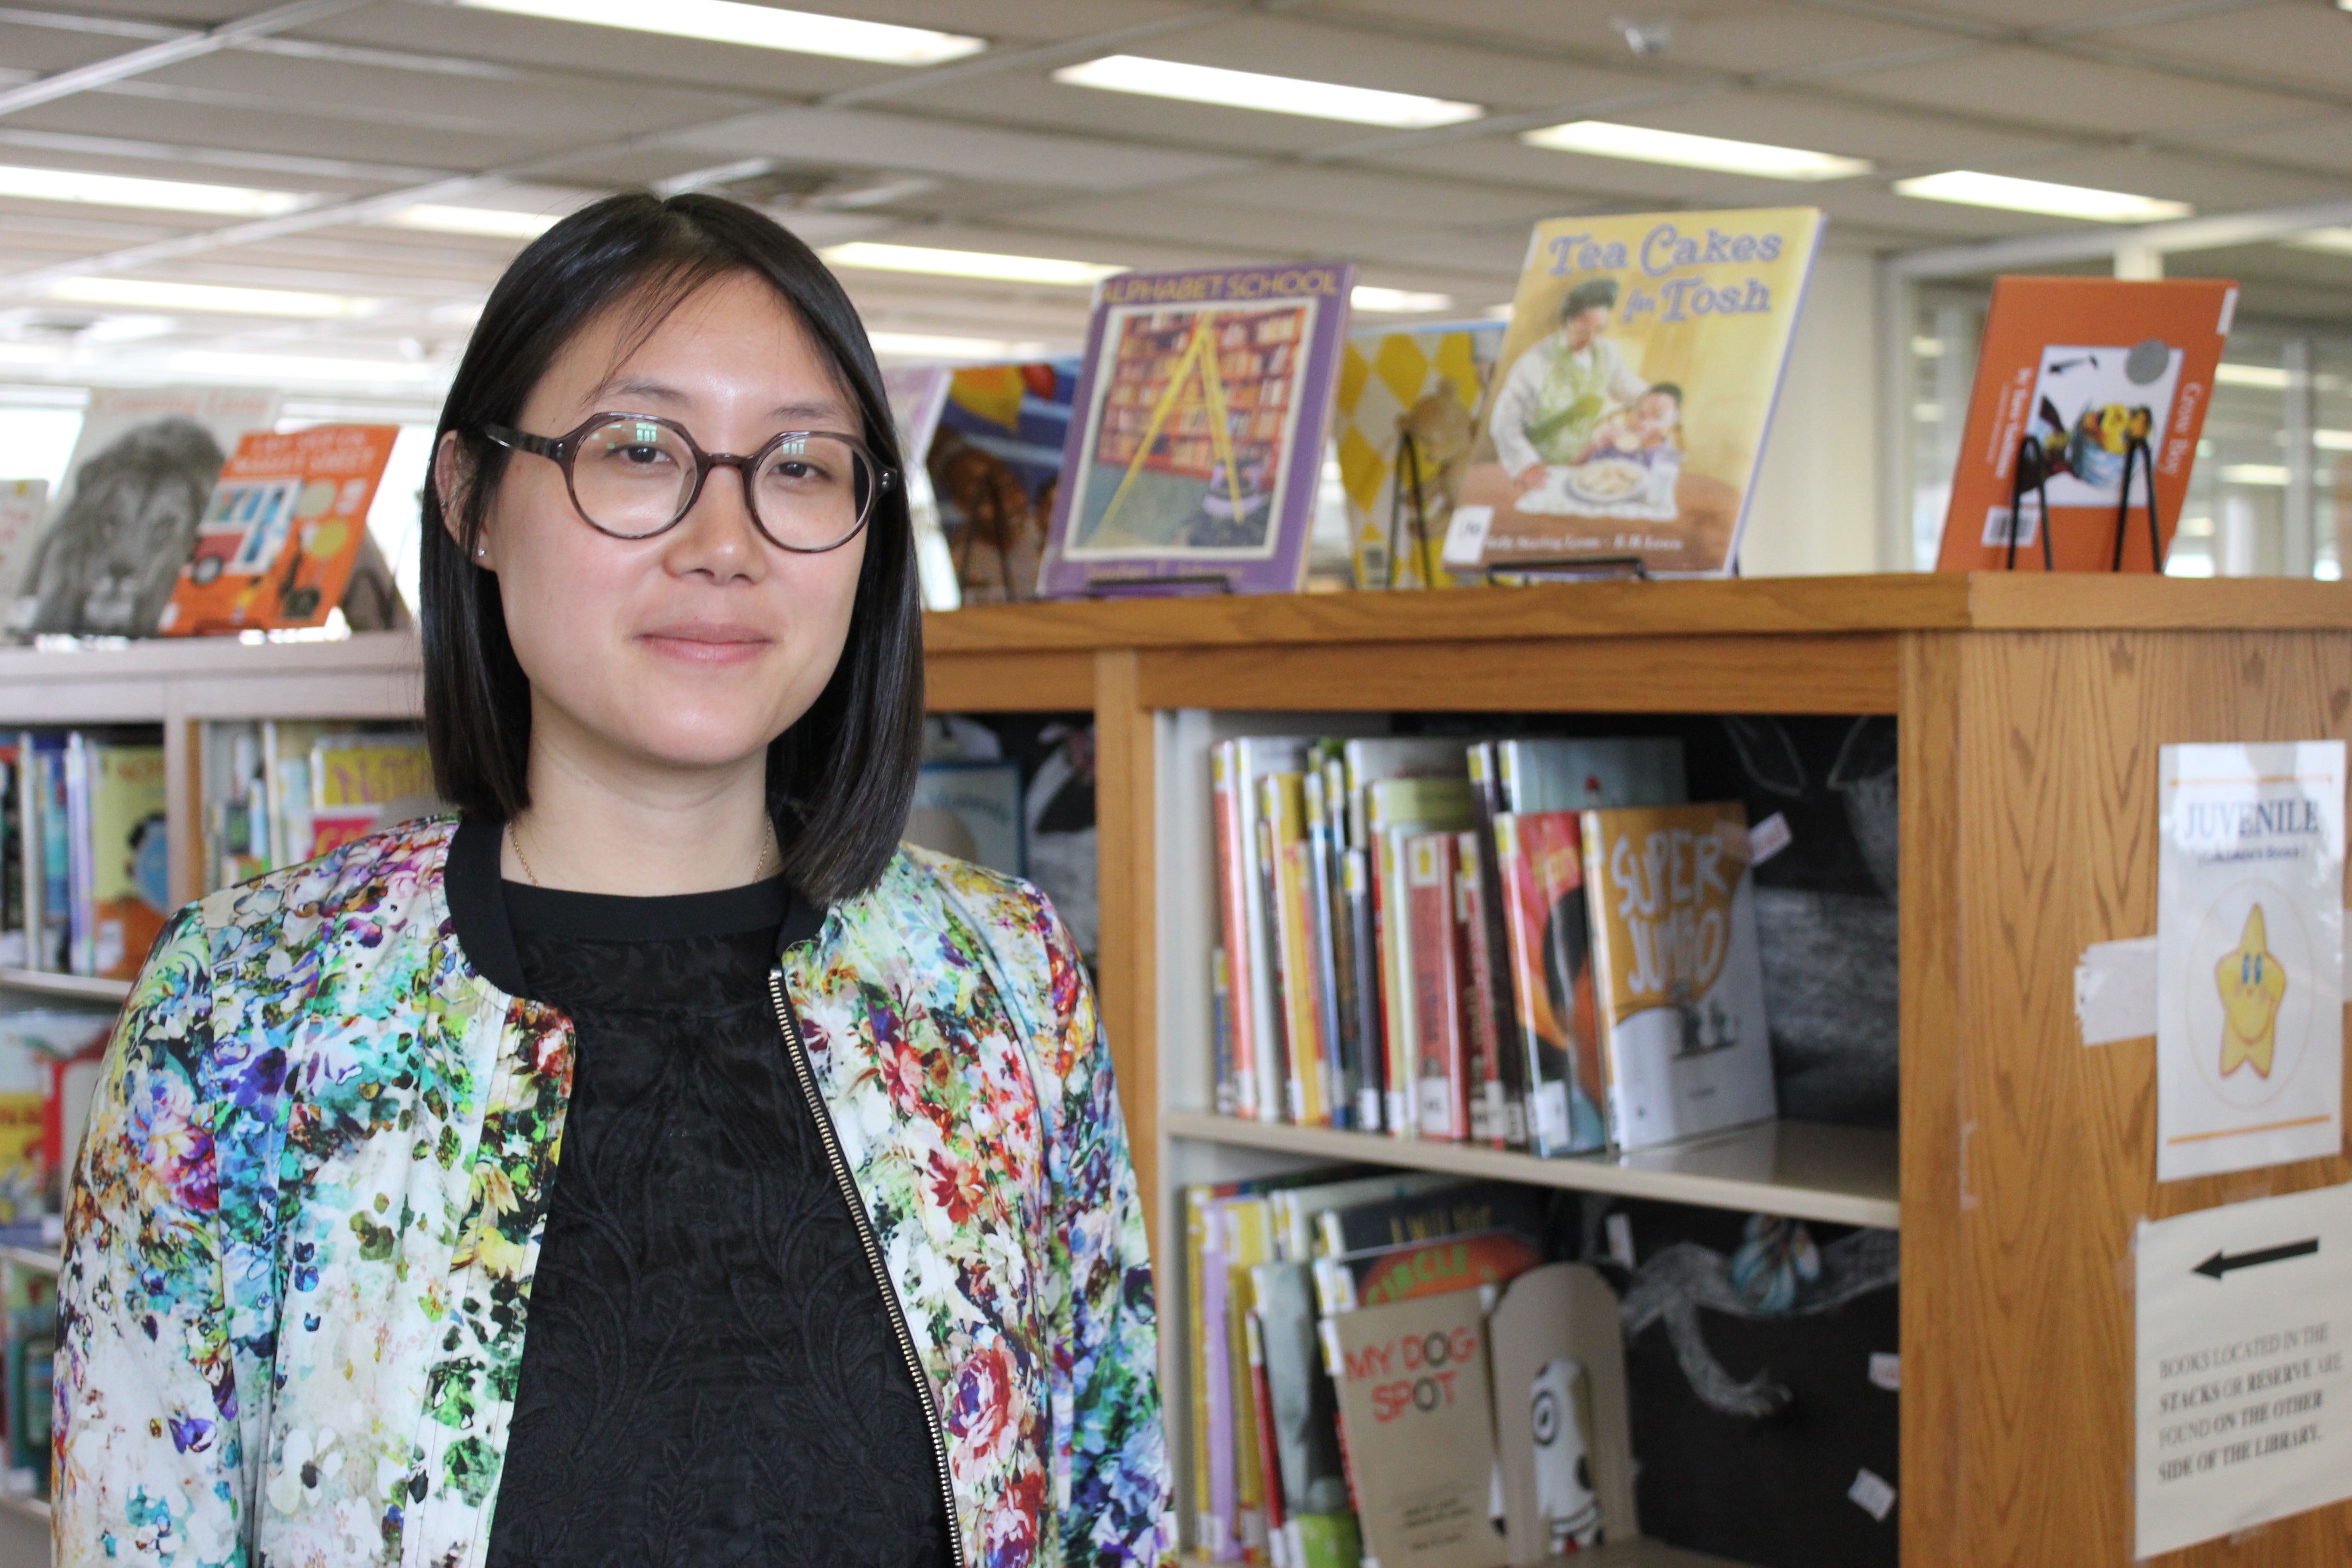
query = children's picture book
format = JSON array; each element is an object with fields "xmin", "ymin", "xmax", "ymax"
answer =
[
  {"xmin": 1579, "ymin": 802, "xmax": 1778, "ymax": 1148},
  {"xmin": 87, "ymin": 740, "xmax": 166, "ymax": 979},
  {"xmin": 926, "ymin": 360, "xmax": 1078, "ymax": 605},
  {"xmin": 6, "ymin": 386, "xmax": 280, "ymax": 638},
  {"xmin": 1493, "ymin": 810, "xmax": 1607, "ymax": 1158},
  {"xmin": 157, "ymin": 425, "xmax": 399, "ymax": 635},
  {"xmin": 1325, "ymin": 1288, "xmax": 1502, "ymax": 1568},
  {"xmin": 1934, "ymin": 278, "xmax": 2236, "ymax": 572},
  {"xmin": 2155, "ymin": 741, "xmax": 2343, "ymax": 1179},
  {"xmin": 1450, "ymin": 210, "xmax": 1822, "ymax": 578},
  {"xmin": 905, "ymin": 759, "xmax": 1026, "ymax": 878},
  {"xmin": 1332, "ymin": 323, "xmax": 1504, "ymax": 589},
  {"xmin": 308, "ymin": 733, "xmax": 436, "ymax": 858},
  {"xmin": 1406, "ymin": 829, "xmax": 1470, "ymax": 1141},
  {"xmin": 1250, "ymin": 1260, "xmax": 1359, "ymax": 1568},
  {"xmin": 1040, "ymin": 263, "xmax": 1355, "ymax": 597}
]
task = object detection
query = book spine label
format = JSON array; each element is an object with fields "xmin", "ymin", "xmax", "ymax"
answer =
[{"xmin": 1407, "ymin": 833, "xmax": 1465, "ymax": 1140}]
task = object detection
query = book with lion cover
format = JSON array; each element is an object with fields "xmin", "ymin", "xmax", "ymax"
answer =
[
  {"xmin": 1451, "ymin": 209, "xmax": 1822, "ymax": 578},
  {"xmin": 1578, "ymin": 802, "xmax": 1776, "ymax": 1149},
  {"xmin": 158, "ymin": 424, "xmax": 398, "ymax": 635}
]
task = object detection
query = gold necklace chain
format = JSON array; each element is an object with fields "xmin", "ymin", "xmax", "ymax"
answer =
[{"xmin": 507, "ymin": 817, "xmax": 782, "ymax": 887}]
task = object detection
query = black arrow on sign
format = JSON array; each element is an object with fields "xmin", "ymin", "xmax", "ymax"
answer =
[{"xmin": 2194, "ymin": 1240, "xmax": 2319, "ymax": 1280}]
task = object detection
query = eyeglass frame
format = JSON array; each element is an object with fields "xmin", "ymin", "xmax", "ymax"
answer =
[{"xmin": 480, "ymin": 411, "xmax": 896, "ymax": 554}]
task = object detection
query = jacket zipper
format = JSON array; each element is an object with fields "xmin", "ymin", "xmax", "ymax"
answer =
[{"xmin": 767, "ymin": 970, "xmax": 968, "ymax": 1568}]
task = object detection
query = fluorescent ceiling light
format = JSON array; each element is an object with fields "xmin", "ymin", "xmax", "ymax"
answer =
[
  {"xmin": 2216, "ymin": 362, "xmax": 2289, "ymax": 388},
  {"xmin": 168, "ymin": 351, "xmax": 446, "ymax": 383},
  {"xmin": 383, "ymin": 204, "xmax": 559, "ymax": 239},
  {"xmin": 2287, "ymin": 226, "xmax": 2352, "ymax": 256},
  {"xmin": 1352, "ymin": 286, "xmax": 1454, "ymax": 313},
  {"xmin": 2219, "ymin": 463, "xmax": 2289, "ymax": 486},
  {"xmin": 2316, "ymin": 429, "xmax": 2352, "ymax": 452},
  {"xmin": 1051, "ymin": 54, "xmax": 1482, "ymax": 129},
  {"xmin": 1893, "ymin": 170, "xmax": 2192, "ymax": 223},
  {"xmin": 452, "ymin": 0, "xmax": 982, "ymax": 64},
  {"xmin": 867, "ymin": 331, "xmax": 1050, "ymax": 361},
  {"xmin": 0, "ymin": 162, "xmax": 304, "ymax": 216},
  {"xmin": 1521, "ymin": 121, "xmax": 1869, "ymax": 180},
  {"xmin": 821, "ymin": 241, "xmax": 1123, "ymax": 286},
  {"xmin": 49, "ymin": 278, "xmax": 371, "ymax": 318}
]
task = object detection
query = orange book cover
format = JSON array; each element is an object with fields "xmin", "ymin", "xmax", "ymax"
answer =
[
  {"xmin": 1934, "ymin": 277, "xmax": 2235, "ymax": 573},
  {"xmin": 158, "ymin": 424, "xmax": 399, "ymax": 634}
]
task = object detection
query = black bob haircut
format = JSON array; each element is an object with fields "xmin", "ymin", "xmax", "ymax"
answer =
[{"xmin": 420, "ymin": 191, "xmax": 923, "ymax": 905}]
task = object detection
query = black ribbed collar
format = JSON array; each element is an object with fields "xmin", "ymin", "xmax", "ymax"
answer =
[{"xmin": 445, "ymin": 813, "xmax": 826, "ymax": 998}]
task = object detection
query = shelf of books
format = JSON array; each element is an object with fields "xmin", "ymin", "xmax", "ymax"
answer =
[{"xmin": 953, "ymin": 573, "xmax": 2352, "ymax": 1568}]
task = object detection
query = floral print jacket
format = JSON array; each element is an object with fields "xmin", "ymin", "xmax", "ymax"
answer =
[{"xmin": 54, "ymin": 817, "xmax": 1172, "ymax": 1568}]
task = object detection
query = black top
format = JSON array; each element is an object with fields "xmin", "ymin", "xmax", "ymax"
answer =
[{"xmin": 459, "ymin": 817, "xmax": 951, "ymax": 1568}]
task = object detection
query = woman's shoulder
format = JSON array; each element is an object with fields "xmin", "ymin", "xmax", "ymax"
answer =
[
  {"xmin": 185, "ymin": 814, "xmax": 460, "ymax": 950},
  {"xmin": 877, "ymin": 842, "xmax": 1058, "ymax": 940}
]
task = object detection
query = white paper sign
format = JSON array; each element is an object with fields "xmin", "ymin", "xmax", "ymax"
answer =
[
  {"xmin": 2136, "ymin": 1182, "xmax": 2352, "ymax": 1557},
  {"xmin": 2157, "ymin": 742, "xmax": 2345, "ymax": 1180}
]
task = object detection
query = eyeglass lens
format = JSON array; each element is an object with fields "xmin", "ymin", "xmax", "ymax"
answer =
[{"xmin": 569, "ymin": 417, "xmax": 872, "ymax": 549}]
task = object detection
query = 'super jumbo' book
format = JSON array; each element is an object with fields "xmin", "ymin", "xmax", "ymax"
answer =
[
  {"xmin": 1452, "ymin": 209, "xmax": 1823, "ymax": 578},
  {"xmin": 1040, "ymin": 262, "xmax": 1356, "ymax": 597},
  {"xmin": 1493, "ymin": 810, "xmax": 1607, "ymax": 1157},
  {"xmin": 1326, "ymin": 1288, "xmax": 1504, "ymax": 1568},
  {"xmin": 1213, "ymin": 737, "xmax": 1313, "ymax": 1121},
  {"xmin": 1579, "ymin": 802, "xmax": 1778, "ymax": 1148},
  {"xmin": 1934, "ymin": 277, "xmax": 2236, "ymax": 573},
  {"xmin": 159, "ymin": 424, "xmax": 399, "ymax": 635}
]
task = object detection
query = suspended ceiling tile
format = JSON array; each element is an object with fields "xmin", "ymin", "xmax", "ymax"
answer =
[
  {"xmin": 667, "ymin": 104, "xmax": 1256, "ymax": 189},
  {"xmin": 10, "ymin": 90, "xmax": 539, "ymax": 172},
  {"xmin": 1831, "ymin": 44, "xmax": 2309, "ymax": 138},
  {"xmin": 1622, "ymin": 2, "xmax": 1972, "ymax": 76},
  {"xmin": 1625, "ymin": 90, "xmax": 2071, "ymax": 170},
  {"xmin": 1317, "ymin": 0, "xmax": 1712, "ymax": 55},
  {"xmin": 2114, "ymin": 4, "xmax": 2352, "ymax": 99},
  {"xmin": 1186, "ymin": 165, "xmax": 1577, "ymax": 230},
  {"xmin": 991, "ymin": 192, "xmax": 1405, "ymax": 257},
  {"xmin": 1114, "ymin": 12, "xmax": 1666, "ymax": 112},
  {"xmin": 2168, "ymin": 113, "xmax": 2352, "ymax": 179},
  {"xmin": 895, "ymin": 74, "xmax": 1372, "ymax": 158}
]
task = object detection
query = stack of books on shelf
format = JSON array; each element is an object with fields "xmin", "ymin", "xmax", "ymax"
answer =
[
  {"xmin": 1211, "ymin": 735, "xmax": 1778, "ymax": 1157},
  {"xmin": 0, "ymin": 730, "xmax": 167, "ymax": 980},
  {"xmin": 199, "ymin": 723, "xmax": 434, "ymax": 892},
  {"xmin": 1184, "ymin": 1168, "xmax": 1637, "ymax": 1568}
]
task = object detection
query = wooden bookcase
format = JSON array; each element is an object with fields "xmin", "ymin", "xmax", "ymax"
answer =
[{"xmin": 0, "ymin": 573, "xmax": 2345, "ymax": 1565}]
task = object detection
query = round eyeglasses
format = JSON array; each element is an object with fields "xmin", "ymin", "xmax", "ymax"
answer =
[{"xmin": 483, "ymin": 412, "xmax": 892, "ymax": 554}]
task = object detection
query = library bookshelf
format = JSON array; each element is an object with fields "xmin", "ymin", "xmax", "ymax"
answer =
[{"xmin": 0, "ymin": 573, "xmax": 2345, "ymax": 1566}]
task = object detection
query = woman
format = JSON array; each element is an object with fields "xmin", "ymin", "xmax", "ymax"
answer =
[{"xmin": 53, "ymin": 193, "xmax": 1171, "ymax": 1568}]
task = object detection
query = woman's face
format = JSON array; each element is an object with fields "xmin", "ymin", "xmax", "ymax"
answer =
[{"xmin": 454, "ymin": 270, "xmax": 869, "ymax": 779}]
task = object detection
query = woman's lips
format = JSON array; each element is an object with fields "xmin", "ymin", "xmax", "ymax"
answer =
[{"xmin": 637, "ymin": 625, "xmax": 772, "ymax": 665}]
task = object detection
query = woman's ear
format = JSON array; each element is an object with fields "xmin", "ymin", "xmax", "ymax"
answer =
[{"xmin": 435, "ymin": 431, "xmax": 492, "ymax": 569}]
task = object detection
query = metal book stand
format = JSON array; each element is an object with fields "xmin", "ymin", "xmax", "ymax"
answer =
[{"xmin": 2005, "ymin": 434, "xmax": 2165, "ymax": 572}]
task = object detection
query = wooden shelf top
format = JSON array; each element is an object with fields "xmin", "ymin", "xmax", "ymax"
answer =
[
  {"xmin": 0, "ymin": 630, "xmax": 419, "ymax": 686},
  {"xmin": 926, "ymin": 573, "xmax": 2352, "ymax": 654},
  {"xmin": 1165, "ymin": 1112, "xmax": 1900, "ymax": 1230}
]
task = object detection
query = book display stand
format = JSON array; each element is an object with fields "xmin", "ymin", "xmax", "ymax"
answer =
[
  {"xmin": 2004, "ymin": 434, "xmax": 2166, "ymax": 574},
  {"xmin": 0, "ymin": 573, "xmax": 2346, "ymax": 1561}
]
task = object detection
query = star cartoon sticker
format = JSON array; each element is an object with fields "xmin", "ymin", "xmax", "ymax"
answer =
[{"xmin": 2215, "ymin": 903, "xmax": 2288, "ymax": 1078}]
